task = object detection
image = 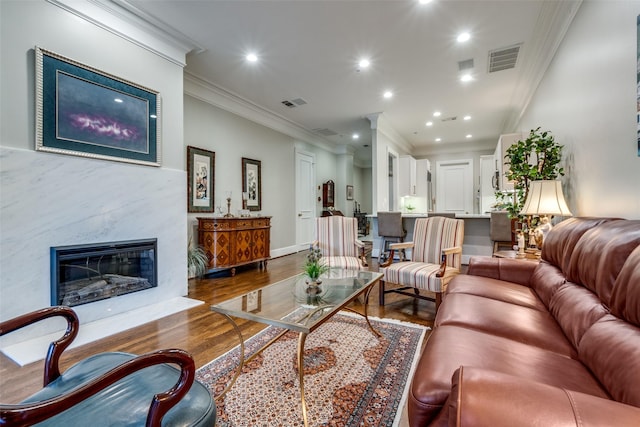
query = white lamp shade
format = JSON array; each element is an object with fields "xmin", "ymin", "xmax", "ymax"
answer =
[{"xmin": 520, "ymin": 180, "xmax": 572, "ymax": 216}]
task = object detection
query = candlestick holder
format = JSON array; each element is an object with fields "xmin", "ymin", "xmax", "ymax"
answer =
[{"xmin": 224, "ymin": 196, "xmax": 234, "ymax": 217}]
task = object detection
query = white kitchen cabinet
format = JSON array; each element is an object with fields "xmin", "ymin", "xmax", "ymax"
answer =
[
  {"xmin": 494, "ymin": 133, "xmax": 523, "ymax": 191},
  {"xmin": 480, "ymin": 154, "xmax": 497, "ymax": 213},
  {"xmin": 399, "ymin": 155, "xmax": 417, "ymax": 196}
]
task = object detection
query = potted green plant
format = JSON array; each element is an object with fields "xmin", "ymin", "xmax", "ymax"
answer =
[
  {"xmin": 188, "ymin": 236, "xmax": 209, "ymax": 279},
  {"xmin": 304, "ymin": 248, "xmax": 329, "ymax": 283},
  {"xmin": 496, "ymin": 127, "xmax": 565, "ymax": 223}
]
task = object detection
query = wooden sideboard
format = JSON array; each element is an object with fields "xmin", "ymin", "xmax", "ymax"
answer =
[{"xmin": 197, "ymin": 216, "xmax": 271, "ymax": 276}]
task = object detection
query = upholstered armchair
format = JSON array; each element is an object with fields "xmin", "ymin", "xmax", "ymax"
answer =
[
  {"xmin": 379, "ymin": 216, "xmax": 464, "ymax": 312},
  {"xmin": 313, "ymin": 216, "xmax": 368, "ymax": 270},
  {"xmin": 0, "ymin": 306, "xmax": 216, "ymax": 427}
]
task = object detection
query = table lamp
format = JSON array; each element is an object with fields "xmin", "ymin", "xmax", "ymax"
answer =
[{"xmin": 520, "ymin": 180, "xmax": 572, "ymax": 253}]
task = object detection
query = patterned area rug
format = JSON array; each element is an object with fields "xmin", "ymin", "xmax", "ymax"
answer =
[{"xmin": 196, "ymin": 312, "xmax": 428, "ymax": 426}]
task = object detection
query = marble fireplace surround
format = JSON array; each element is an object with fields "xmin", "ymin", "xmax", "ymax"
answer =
[{"xmin": 0, "ymin": 147, "xmax": 200, "ymax": 364}]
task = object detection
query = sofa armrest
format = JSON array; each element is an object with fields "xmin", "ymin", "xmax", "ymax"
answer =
[
  {"xmin": 0, "ymin": 349, "xmax": 196, "ymax": 427},
  {"xmin": 450, "ymin": 366, "xmax": 640, "ymax": 427},
  {"xmin": 466, "ymin": 256, "xmax": 537, "ymax": 287}
]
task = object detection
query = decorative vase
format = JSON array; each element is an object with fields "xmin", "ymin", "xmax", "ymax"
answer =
[{"xmin": 305, "ymin": 278, "xmax": 322, "ymax": 295}]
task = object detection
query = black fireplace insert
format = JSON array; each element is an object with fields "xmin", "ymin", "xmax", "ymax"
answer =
[{"xmin": 51, "ymin": 239, "xmax": 157, "ymax": 307}]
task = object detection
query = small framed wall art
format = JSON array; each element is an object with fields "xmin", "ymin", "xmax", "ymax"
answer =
[
  {"xmin": 35, "ymin": 47, "xmax": 161, "ymax": 166},
  {"xmin": 242, "ymin": 157, "xmax": 262, "ymax": 211},
  {"xmin": 187, "ymin": 146, "xmax": 215, "ymax": 213},
  {"xmin": 346, "ymin": 185, "xmax": 354, "ymax": 200}
]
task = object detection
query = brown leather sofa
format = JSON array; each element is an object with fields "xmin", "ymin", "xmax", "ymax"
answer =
[{"xmin": 408, "ymin": 217, "xmax": 640, "ymax": 426}]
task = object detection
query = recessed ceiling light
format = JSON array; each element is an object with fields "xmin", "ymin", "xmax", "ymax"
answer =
[
  {"xmin": 383, "ymin": 91, "xmax": 393, "ymax": 99},
  {"xmin": 463, "ymin": 115, "xmax": 471, "ymax": 121},
  {"xmin": 358, "ymin": 59, "xmax": 370, "ymax": 69},
  {"xmin": 246, "ymin": 53, "xmax": 258, "ymax": 62},
  {"xmin": 457, "ymin": 32, "xmax": 471, "ymax": 43},
  {"xmin": 426, "ymin": 121, "xmax": 433, "ymax": 127},
  {"xmin": 435, "ymin": 137, "xmax": 442, "ymax": 142},
  {"xmin": 433, "ymin": 111, "xmax": 441, "ymax": 117},
  {"xmin": 460, "ymin": 73, "xmax": 473, "ymax": 82},
  {"xmin": 114, "ymin": 98, "xmax": 123, "ymax": 103},
  {"xmin": 418, "ymin": 0, "xmax": 432, "ymax": 4},
  {"xmin": 352, "ymin": 133, "xmax": 360, "ymax": 140},
  {"xmin": 466, "ymin": 134, "xmax": 473, "ymax": 138}
]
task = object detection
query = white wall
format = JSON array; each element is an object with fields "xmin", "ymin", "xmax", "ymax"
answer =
[
  {"xmin": 518, "ymin": 0, "xmax": 640, "ymax": 219},
  {"xmin": 0, "ymin": 1, "xmax": 188, "ymax": 342},
  {"xmin": 184, "ymin": 95, "xmax": 297, "ymax": 253}
]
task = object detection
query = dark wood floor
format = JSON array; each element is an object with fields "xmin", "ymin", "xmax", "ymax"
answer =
[{"xmin": 1, "ymin": 250, "xmax": 437, "ymax": 403}]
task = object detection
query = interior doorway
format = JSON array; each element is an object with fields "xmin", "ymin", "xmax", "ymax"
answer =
[
  {"xmin": 387, "ymin": 151, "xmax": 398, "ymax": 211},
  {"xmin": 295, "ymin": 149, "xmax": 316, "ymax": 250}
]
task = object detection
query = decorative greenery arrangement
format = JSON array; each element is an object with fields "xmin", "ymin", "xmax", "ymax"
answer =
[
  {"xmin": 496, "ymin": 127, "xmax": 565, "ymax": 222},
  {"xmin": 304, "ymin": 248, "xmax": 329, "ymax": 280},
  {"xmin": 187, "ymin": 237, "xmax": 209, "ymax": 278}
]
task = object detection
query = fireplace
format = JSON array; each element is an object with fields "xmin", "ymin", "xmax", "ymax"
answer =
[{"xmin": 51, "ymin": 239, "xmax": 157, "ymax": 307}]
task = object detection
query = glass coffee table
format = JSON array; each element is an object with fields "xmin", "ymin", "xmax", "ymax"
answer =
[{"xmin": 210, "ymin": 268, "xmax": 383, "ymax": 427}]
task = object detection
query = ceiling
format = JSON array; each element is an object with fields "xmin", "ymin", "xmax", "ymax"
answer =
[{"xmin": 121, "ymin": 0, "xmax": 580, "ymax": 165}]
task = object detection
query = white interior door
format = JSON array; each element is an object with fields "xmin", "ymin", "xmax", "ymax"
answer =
[
  {"xmin": 295, "ymin": 150, "xmax": 316, "ymax": 249},
  {"xmin": 435, "ymin": 159, "xmax": 473, "ymax": 214}
]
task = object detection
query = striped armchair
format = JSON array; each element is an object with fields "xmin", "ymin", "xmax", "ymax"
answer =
[
  {"xmin": 313, "ymin": 216, "xmax": 368, "ymax": 270},
  {"xmin": 379, "ymin": 216, "xmax": 464, "ymax": 313}
]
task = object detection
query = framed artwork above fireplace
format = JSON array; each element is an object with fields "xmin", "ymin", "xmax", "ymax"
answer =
[{"xmin": 35, "ymin": 46, "xmax": 161, "ymax": 166}]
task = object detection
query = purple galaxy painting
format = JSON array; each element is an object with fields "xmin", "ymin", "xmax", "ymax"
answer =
[{"xmin": 56, "ymin": 71, "xmax": 149, "ymax": 153}]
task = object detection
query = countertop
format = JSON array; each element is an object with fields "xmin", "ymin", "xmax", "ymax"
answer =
[{"xmin": 367, "ymin": 213, "xmax": 490, "ymax": 219}]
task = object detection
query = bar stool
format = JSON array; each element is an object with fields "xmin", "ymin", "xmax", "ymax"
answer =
[
  {"xmin": 490, "ymin": 211, "xmax": 514, "ymax": 253},
  {"xmin": 377, "ymin": 211, "xmax": 406, "ymax": 262}
]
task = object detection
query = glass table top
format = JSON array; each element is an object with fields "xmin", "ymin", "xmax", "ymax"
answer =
[{"xmin": 210, "ymin": 269, "xmax": 383, "ymax": 333}]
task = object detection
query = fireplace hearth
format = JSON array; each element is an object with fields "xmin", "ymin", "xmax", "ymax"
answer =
[{"xmin": 51, "ymin": 239, "xmax": 157, "ymax": 307}]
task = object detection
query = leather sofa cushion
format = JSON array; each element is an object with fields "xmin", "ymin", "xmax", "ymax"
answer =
[
  {"xmin": 579, "ymin": 315, "xmax": 640, "ymax": 407},
  {"xmin": 548, "ymin": 281, "xmax": 609, "ymax": 349},
  {"xmin": 529, "ymin": 261, "xmax": 566, "ymax": 308},
  {"xmin": 449, "ymin": 366, "xmax": 640, "ymax": 427},
  {"xmin": 435, "ymin": 293, "xmax": 577, "ymax": 358},
  {"xmin": 409, "ymin": 325, "xmax": 608, "ymax": 426},
  {"xmin": 610, "ymin": 246, "xmax": 640, "ymax": 326},
  {"xmin": 446, "ymin": 274, "xmax": 546, "ymax": 311},
  {"xmin": 22, "ymin": 352, "xmax": 215, "ymax": 427},
  {"xmin": 567, "ymin": 220, "xmax": 640, "ymax": 306},
  {"xmin": 542, "ymin": 217, "xmax": 617, "ymax": 274},
  {"xmin": 466, "ymin": 256, "xmax": 536, "ymax": 286}
]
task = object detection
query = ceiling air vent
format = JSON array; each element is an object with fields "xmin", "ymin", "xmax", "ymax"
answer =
[
  {"xmin": 281, "ymin": 97, "xmax": 308, "ymax": 108},
  {"xmin": 458, "ymin": 58, "xmax": 474, "ymax": 71},
  {"xmin": 488, "ymin": 44, "xmax": 521, "ymax": 73},
  {"xmin": 312, "ymin": 128, "xmax": 338, "ymax": 137}
]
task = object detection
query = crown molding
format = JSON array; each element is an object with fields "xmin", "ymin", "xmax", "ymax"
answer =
[
  {"xmin": 184, "ymin": 72, "xmax": 336, "ymax": 152},
  {"xmin": 47, "ymin": 0, "xmax": 202, "ymax": 66},
  {"xmin": 502, "ymin": 0, "xmax": 583, "ymax": 132},
  {"xmin": 367, "ymin": 112, "xmax": 413, "ymax": 154}
]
